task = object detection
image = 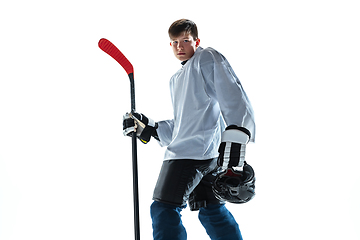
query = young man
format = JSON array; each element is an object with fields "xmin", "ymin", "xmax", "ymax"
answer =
[{"xmin": 123, "ymin": 19, "xmax": 255, "ymax": 240}]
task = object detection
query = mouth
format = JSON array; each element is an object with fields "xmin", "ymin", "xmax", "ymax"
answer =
[{"xmin": 178, "ymin": 52, "xmax": 186, "ymax": 55}]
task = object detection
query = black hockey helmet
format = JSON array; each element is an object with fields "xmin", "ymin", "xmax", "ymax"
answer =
[{"xmin": 212, "ymin": 162, "xmax": 255, "ymax": 204}]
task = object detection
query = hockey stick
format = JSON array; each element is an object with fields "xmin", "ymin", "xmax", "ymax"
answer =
[{"xmin": 98, "ymin": 38, "xmax": 140, "ymax": 240}]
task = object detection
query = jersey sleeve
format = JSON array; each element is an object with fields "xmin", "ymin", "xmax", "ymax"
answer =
[
  {"xmin": 199, "ymin": 48, "xmax": 256, "ymax": 142},
  {"xmin": 156, "ymin": 119, "xmax": 175, "ymax": 147}
]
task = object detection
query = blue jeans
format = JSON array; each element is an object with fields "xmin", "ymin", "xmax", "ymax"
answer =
[{"xmin": 150, "ymin": 201, "xmax": 243, "ymax": 240}]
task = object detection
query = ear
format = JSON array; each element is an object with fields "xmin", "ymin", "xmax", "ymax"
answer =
[
  {"xmin": 195, "ymin": 38, "xmax": 200, "ymax": 47},
  {"xmin": 170, "ymin": 42, "xmax": 172, "ymax": 47}
]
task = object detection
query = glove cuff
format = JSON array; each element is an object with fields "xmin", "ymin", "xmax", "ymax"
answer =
[
  {"xmin": 139, "ymin": 123, "xmax": 158, "ymax": 144},
  {"xmin": 218, "ymin": 125, "xmax": 250, "ymax": 171},
  {"xmin": 221, "ymin": 126, "xmax": 250, "ymax": 144}
]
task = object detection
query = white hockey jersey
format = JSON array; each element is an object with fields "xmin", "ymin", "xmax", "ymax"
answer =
[{"xmin": 157, "ymin": 46, "xmax": 255, "ymax": 161}]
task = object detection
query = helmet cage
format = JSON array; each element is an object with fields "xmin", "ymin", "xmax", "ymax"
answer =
[{"xmin": 212, "ymin": 162, "xmax": 255, "ymax": 204}]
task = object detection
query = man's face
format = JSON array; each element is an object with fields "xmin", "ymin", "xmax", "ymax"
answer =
[{"xmin": 170, "ymin": 32, "xmax": 200, "ymax": 61}]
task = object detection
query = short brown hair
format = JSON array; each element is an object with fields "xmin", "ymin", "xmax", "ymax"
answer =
[{"xmin": 168, "ymin": 19, "xmax": 198, "ymax": 40}]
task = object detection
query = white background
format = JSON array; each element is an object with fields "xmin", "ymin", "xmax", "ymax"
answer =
[{"xmin": 1, "ymin": 0, "xmax": 359, "ymax": 239}]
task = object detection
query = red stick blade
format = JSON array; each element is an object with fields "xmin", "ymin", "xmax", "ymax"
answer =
[{"xmin": 98, "ymin": 38, "xmax": 134, "ymax": 75}]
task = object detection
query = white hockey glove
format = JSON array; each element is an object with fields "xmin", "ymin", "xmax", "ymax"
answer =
[
  {"xmin": 218, "ymin": 125, "xmax": 251, "ymax": 171},
  {"xmin": 123, "ymin": 112, "xmax": 158, "ymax": 144}
]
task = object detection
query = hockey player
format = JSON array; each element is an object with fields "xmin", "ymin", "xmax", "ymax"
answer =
[{"xmin": 123, "ymin": 19, "xmax": 255, "ymax": 240}]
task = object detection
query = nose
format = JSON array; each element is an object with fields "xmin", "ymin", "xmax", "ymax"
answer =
[{"xmin": 177, "ymin": 42, "xmax": 184, "ymax": 50}]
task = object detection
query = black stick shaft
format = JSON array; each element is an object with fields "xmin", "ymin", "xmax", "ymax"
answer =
[
  {"xmin": 132, "ymin": 132, "xmax": 140, "ymax": 240},
  {"xmin": 129, "ymin": 73, "xmax": 140, "ymax": 240},
  {"xmin": 129, "ymin": 73, "xmax": 135, "ymax": 112}
]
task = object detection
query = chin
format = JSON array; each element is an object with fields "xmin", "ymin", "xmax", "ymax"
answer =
[{"xmin": 178, "ymin": 56, "xmax": 189, "ymax": 61}]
